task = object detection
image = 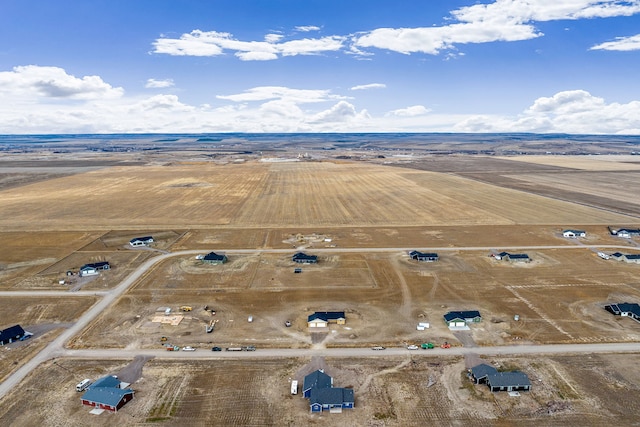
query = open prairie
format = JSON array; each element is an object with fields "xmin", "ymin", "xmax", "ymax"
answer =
[
  {"xmin": 0, "ymin": 160, "xmax": 636, "ymax": 231},
  {"xmin": 2, "ymin": 354, "xmax": 640, "ymax": 426}
]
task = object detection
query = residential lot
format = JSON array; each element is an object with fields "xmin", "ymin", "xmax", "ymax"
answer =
[{"xmin": 2, "ymin": 354, "xmax": 640, "ymax": 426}]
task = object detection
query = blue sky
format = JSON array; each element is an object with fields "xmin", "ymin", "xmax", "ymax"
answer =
[{"xmin": 1, "ymin": 0, "xmax": 640, "ymax": 134}]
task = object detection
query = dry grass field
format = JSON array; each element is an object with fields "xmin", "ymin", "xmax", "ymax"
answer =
[
  {"xmin": 2, "ymin": 152, "xmax": 640, "ymax": 425},
  {"xmin": 2, "ymin": 354, "xmax": 640, "ymax": 426},
  {"xmin": 0, "ymin": 160, "xmax": 635, "ymax": 231},
  {"xmin": 499, "ymin": 155, "xmax": 640, "ymax": 171}
]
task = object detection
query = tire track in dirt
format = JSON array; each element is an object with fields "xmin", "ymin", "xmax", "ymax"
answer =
[
  {"xmin": 358, "ymin": 357, "xmax": 412, "ymax": 393},
  {"xmin": 507, "ymin": 286, "xmax": 574, "ymax": 340}
]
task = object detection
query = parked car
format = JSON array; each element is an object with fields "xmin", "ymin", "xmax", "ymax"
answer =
[
  {"xmin": 211, "ymin": 346, "xmax": 222, "ymax": 351},
  {"xmin": 182, "ymin": 346, "xmax": 196, "ymax": 351},
  {"xmin": 371, "ymin": 346, "xmax": 386, "ymax": 350},
  {"xmin": 407, "ymin": 345, "xmax": 419, "ymax": 350}
]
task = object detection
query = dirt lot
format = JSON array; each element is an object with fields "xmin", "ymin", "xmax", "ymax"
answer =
[
  {"xmin": 67, "ymin": 247, "xmax": 640, "ymax": 351},
  {"xmin": 0, "ymin": 296, "xmax": 97, "ymax": 382},
  {"xmin": 2, "ymin": 353, "xmax": 640, "ymax": 426}
]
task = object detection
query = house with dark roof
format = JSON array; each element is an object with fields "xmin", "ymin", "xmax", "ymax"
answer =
[
  {"xmin": 303, "ymin": 370, "xmax": 333, "ymax": 397},
  {"xmin": 0, "ymin": 324, "xmax": 26, "ymax": 345},
  {"xmin": 129, "ymin": 236, "xmax": 154, "ymax": 247},
  {"xmin": 202, "ymin": 252, "xmax": 227, "ymax": 264},
  {"xmin": 623, "ymin": 254, "xmax": 640, "ymax": 264},
  {"xmin": 563, "ymin": 230, "xmax": 586, "ymax": 238},
  {"xmin": 292, "ymin": 252, "xmax": 318, "ymax": 264},
  {"xmin": 303, "ymin": 369, "xmax": 354, "ymax": 413},
  {"xmin": 79, "ymin": 261, "xmax": 110, "ymax": 277},
  {"xmin": 307, "ymin": 311, "xmax": 346, "ymax": 328},
  {"xmin": 444, "ymin": 311, "xmax": 482, "ymax": 328},
  {"xmin": 605, "ymin": 303, "xmax": 640, "ymax": 322},
  {"xmin": 470, "ymin": 364, "xmax": 532, "ymax": 392},
  {"xmin": 80, "ymin": 375, "xmax": 134, "ymax": 412},
  {"xmin": 409, "ymin": 250, "xmax": 439, "ymax": 262},
  {"xmin": 616, "ymin": 228, "xmax": 640, "ymax": 238}
]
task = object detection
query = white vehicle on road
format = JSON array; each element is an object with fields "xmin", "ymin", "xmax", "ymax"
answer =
[
  {"xmin": 407, "ymin": 345, "xmax": 419, "ymax": 350},
  {"xmin": 182, "ymin": 346, "xmax": 196, "ymax": 351}
]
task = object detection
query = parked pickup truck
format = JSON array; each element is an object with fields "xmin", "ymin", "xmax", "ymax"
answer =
[
  {"xmin": 226, "ymin": 347, "xmax": 243, "ymax": 351},
  {"xmin": 421, "ymin": 343, "xmax": 434, "ymax": 349},
  {"xmin": 182, "ymin": 346, "xmax": 196, "ymax": 351},
  {"xmin": 243, "ymin": 346, "xmax": 256, "ymax": 351},
  {"xmin": 371, "ymin": 346, "xmax": 386, "ymax": 350}
]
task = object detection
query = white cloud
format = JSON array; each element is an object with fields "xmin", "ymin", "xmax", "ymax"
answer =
[
  {"xmin": 2, "ymin": 66, "xmax": 640, "ymax": 134},
  {"xmin": 153, "ymin": 29, "xmax": 344, "ymax": 60},
  {"xmin": 0, "ymin": 65, "xmax": 123, "ymax": 100},
  {"xmin": 295, "ymin": 25, "xmax": 321, "ymax": 32},
  {"xmin": 455, "ymin": 90, "xmax": 640, "ymax": 134},
  {"xmin": 354, "ymin": 0, "xmax": 640, "ymax": 55},
  {"xmin": 151, "ymin": 2, "xmax": 640, "ymax": 60},
  {"xmin": 350, "ymin": 83, "xmax": 386, "ymax": 91},
  {"xmin": 590, "ymin": 33, "xmax": 640, "ymax": 51},
  {"xmin": 216, "ymin": 86, "xmax": 345, "ymax": 103},
  {"xmin": 145, "ymin": 78, "xmax": 174, "ymax": 88},
  {"xmin": 386, "ymin": 105, "xmax": 431, "ymax": 117}
]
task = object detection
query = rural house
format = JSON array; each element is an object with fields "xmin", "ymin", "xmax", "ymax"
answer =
[
  {"xmin": 303, "ymin": 369, "xmax": 354, "ymax": 413},
  {"xmin": 470, "ymin": 364, "xmax": 532, "ymax": 392},
  {"xmin": 605, "ymin": 303, "xmax": 640, "ymax": 322},
  {"xmin": 80, "ymin": 375, "xmax": 134, "ymax": 412},
  {"xmin": 129, "ymin": 236, "xmax": 154, "ymax": 247},
  {"xmin": 202, "ymin": 252, "xmax": 227, "ymax": 264},
  {"xmin": 614, "ymin": 228, "xmax": 640, "ymax": 238},
  {"xmin": 0, "ymin": 324, "xmax": 26, "ymax": 345},
  {"xmin": 444, "ymin": 310, "xmax": 482, "ymax": 328},
  {"xmin": 292, "ymin": 252, "xmax": 318, "ymax": 264},
  {"xmin": 307, "ymin": 311, "xmax": 346, "ymax": 328},
  {"xmin": 623, "ymin": 254, "xmax": 640, "ymax": 264},
  {"xmin": 496, "ymin": 252, "xmax": 530, "ymax": 262},
  {"xmin": 409, "ymin": 250, "xmax": 439, "ymax": 262},
  {"xmin": 563, "ymin": 230, "xmax": 586, "ymax": 238},
  {"xmin": 79, "ymin": 261, "xmax": 110, "ymax": 277}
]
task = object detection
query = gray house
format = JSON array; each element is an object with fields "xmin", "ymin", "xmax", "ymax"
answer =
[{"xmin": 470, "ymin": 363, "xmax": 532, "ymax": 392}]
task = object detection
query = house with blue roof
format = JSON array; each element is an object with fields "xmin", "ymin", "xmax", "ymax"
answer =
[
  {"xmin": 292, "ymin": 252, "xmax": 318, "ymax": 264},
  {"xmin": 444, "ymin": 310, "xmax": 482, "ymax": 328},
  {"xmin": 303, "ymin": 369, "xmax": 354, "ymax": 413},
  {"xmin": 307, "ymin": 311, "xmax": 346, "ymax": 328},
  {"xmin": 80, "ymin": 375, "xmax": 134, "ymax": 412},
  {"xmin": 0, "ymin": 324, "xmax": 26, "ymax": 345}
]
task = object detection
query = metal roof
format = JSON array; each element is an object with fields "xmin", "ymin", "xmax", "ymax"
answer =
[
  {"xmin": 487, "ymin": 371, "xmax": 531, "ymax": 388},
  {"xmin": 82, "ymin": 387, "xmax": 133, "ymax": 407},
  {"xmin": 303, "ymin": 370, "xmax": 332, "ymax": 392}
]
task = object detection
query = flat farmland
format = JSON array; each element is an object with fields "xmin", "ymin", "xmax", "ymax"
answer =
[
  {"xmin": 502, "ymin": 171, "xmax": 640, "ymax": 210},
  {"xmin": 3, "ymin": 354, "xmax": 640, "ymax": 426},
  {"xmin": 174, "ymin": 224, "xmax": 628, "ymax": 250},
  {"xmin": 0, "ymin": 160, "xmax": 636, "ymax": 231},
  {"xmin": 498, "ymin": 155, "xmax": 640, "ymax": 171},
  {"xmin": 0, "ymin": 231, "xmax": 102, "ymax": 287},
  {"xmin": 70, "ymin": 248, "xmax": 640, "ymax": 350}
]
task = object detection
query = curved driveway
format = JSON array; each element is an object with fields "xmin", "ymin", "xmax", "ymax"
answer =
[{"xmin": 1, "ymin": 243, "xmax": 638, "ymax": 400}]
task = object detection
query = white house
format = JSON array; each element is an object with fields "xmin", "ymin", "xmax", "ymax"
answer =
[{"xmin": 563, "ymin": 230, "xmax": 586, "ymax": 238}]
